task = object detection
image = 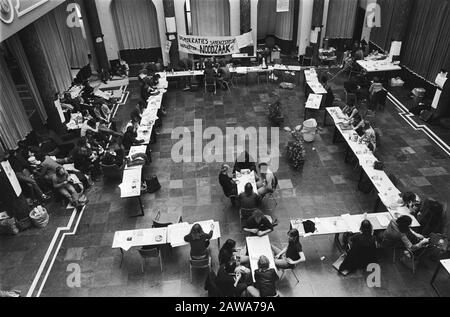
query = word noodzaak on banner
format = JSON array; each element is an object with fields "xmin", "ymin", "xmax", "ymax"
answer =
[{"xmin": 178, "ymin": 31, "xmax": 253, "ymax": 56}]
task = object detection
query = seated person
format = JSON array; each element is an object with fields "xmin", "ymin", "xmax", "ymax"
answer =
[
  {"xmin": 413, "ymin": 198, "xmax": 445, "ymax": 236},
  {"xmin": 52, "ymin": 166, "xmax": 82, "ymax": 207},
  {"xmin": 320, "ymin": 76, "xmax": 335, "ymax": 108},
  {"xmin": 401, "ymin": 191, "xmax": 421, "ymax": 214},
  {"xmin": 382, "ymin": 215, "xmax": 429, "ymax": 254},
  {"xmin": 341, "ymin": 100, "xmax": 362, "ymax": 127},
  {"xmin": 118, "ymin": 59, "xmax": 129, "ymax": 77},
  {"xmin": 71, "ymin": 137, "xmax": 101, "ymax": 181},
  {"xmin": 256, "ymin": 163, "xmax": 276, "ymax": 196},
  {"xmin": 246, "ymin": 255, "xmax": 279, "ymax": 297},
  {"xmin": 130, "ymin": 101, "xmax": 146, "ymax": 124},
  {"xmin": 93, "ymin": 103, "xmax": 111, "ymax": 124},
  {"xmin": 339, "ymin": 220, "xmax": 377, "ymax": 274},
  {"xmin": 357, "ymin": 120, "xmax": 377, "ymax": 151},
  {"xmin": 101, "ymin": 141, "xmax": 125, "ymax": 167},
  {"xmin": 218, "ymin": 164, "xmax": 237, "ymax": 198},
  {"xmin": 219, "ymin": 239, "xmax": 250, "ymax": 267},
  {"xmin": 35, "ymin": 152, "xmax": 63, "ymax": 182},
  {"xmin": 271, "ymin": 229, "xmax": 305, "ymax": 269},
  {"xmin": 217, "ymin": 61, "xmax": 231, "ymax": 89},
  {"xmin": 238, "ymin": 183, "xmax": 261, "ymax": 209},
  {"xmin": 7, "ymin": 149, "xmax": 49, "ymax": 202},
  {"xmin": 80, "ymin": 118, "xmax": 99, "ymax": 138},
  {"xmin": 216, "ymin": 261, "xmax": 251, "ymax": 297},
  {"xmin": 122, "ymin": 126, "xmax": 145, "ymax": 151},
  {"xmin": 243, "ymin": 210, "xmax": 273, "ymax": 236},
  {"xmin": 233, "ymin": 151, "xmax": 257, "ymax": 173},
  {"xmin": 184, "ymin": 223, "xmax": 214, "ymax": 260}
]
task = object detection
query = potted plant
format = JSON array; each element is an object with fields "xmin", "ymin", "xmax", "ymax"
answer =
[
  {"xmin": 268, "ymin": 100, "xmax": 284, "ymax": 126},
  {"xmin": 284, "ymin": 126, "xmax": 306, "ymax": 170}
]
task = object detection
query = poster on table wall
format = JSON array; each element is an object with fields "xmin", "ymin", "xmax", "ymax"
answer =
[
  {"xmin": 177, "ymin": 31, "xmax": 253, "ymax": 56},
  {"xmin": 0, "ymin": 160, "xmax": 22, "ymax": 197}
]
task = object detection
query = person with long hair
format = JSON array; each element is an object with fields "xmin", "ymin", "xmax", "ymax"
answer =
[
  {"xmin": 413, "ymin": 198, "xmax": 445, "ymax": 236},
  {"xmin": 339, "ymin": 220, "xmax": 377, "ymax": 274},
  {"xmin": 219, "ymin": 239, "xmax": 250, "ymax": 268},
  {"xmin": 271, "ymin": 229, "xmax": 305, "ymax": 269},
  {"xmin": 184, "ymin": 223, "xmax": 214, "ymax": 259},
  {"xmin": 238, "ymin": 182, "xmax": 261, "ymax": 209},
  {"xmin": 246, "ymin": 255, "xmax": 279, "ymax": 297}
]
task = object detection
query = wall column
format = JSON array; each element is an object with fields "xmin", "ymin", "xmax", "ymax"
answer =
[
  {"xmin": 174, "ymin": 0, "xmax": 188, "ymax": 60},
  {"xmin": 94, "ymin": 0, "xmax": 120, "ymax": 61},
  {"xmin": 240, "ymin": 0, "xmax": 251, "ymax": 34},
  {"xmin": 163, "ymin": 0, "xmax": 179, "ymax": 66},
  {"xmin": 229, "ymin": 0, "xmax": 240, "ymax": 36},
  {"xmin": 297, "ymin": 0, "xmax": 314, "ymax": 56},
  {"xmin": 320, "ymin": 0, "xmax": 329, "ymax": 46},
  {"xmin": 153, "ymin": 0, "xmax": 170, "ymax": 66},
  {"xmin": 250, "ymin": 0, "xmax": 258, "ymax": 56}
]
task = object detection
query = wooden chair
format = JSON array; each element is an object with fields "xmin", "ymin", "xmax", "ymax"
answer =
[
  {"xmin": 189, "ymin": 255, "xmax": 211, "ymax": 283},
  {"xmin": 138, "ymin": 247, "xmax": 163, "ymax": 273}
]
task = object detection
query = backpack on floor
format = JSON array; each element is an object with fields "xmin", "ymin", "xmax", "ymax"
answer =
[{"xmin": 145, "ymin": 176, "xmax": 161, "ymax": 193}]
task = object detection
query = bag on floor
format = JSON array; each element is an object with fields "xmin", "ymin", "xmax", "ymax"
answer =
[
  {"xmin": 419, "ymin": 110, "xmax": 433, "ymax": 122},
  {"xmin": 279, "ymin": 82, "xmax": 295, "ymax": 89},
  {"xmin": 145, "ymin": 176, "xmax": 161, "ymax": 193},
  {"xmin": 0, "ymin": 217, "xmax": 19, "ymax": 235},
  {"xmin": 29, "ymin": 205, "xmax": 49, "ymax": 228},
  {"xmin": 15, "ymin": 216, "xmax": 32, "ymax": 231}
]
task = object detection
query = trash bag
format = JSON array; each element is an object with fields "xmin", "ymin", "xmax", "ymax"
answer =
[
  {"xmin": 29, "ymin": 205, "xmax": 49, "ymax": 228},
  {"xmin": 301, "ymin": 118, "xmax": 317, "ymax": 142}
]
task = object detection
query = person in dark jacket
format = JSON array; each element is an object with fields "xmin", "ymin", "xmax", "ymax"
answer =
[
  {"xmin": 247, "ymin": 255, "xmax": 279, "ymax": 297},
  {"xmin": 122, "ymin": 126, "xmax": 144, "ymax": 151},
  {"xmin": 219, "ymin": 164, "xmax": 237, "ymax": 204},
  {"xmin": 339, "ymin": 220, "xmax": 377, "ymax": 274},
  {"xmin": 238, "ymin": 182, "xmax": 261, "ymax": 209},
  {"xmin": 219, "ymin": 239, "xmax": 250, "ymax": 267},
  {"xmin": 413, "ymin": 198, "xmax": 445, "ymax": 236},
  {"xmin": 320, "ymin": 76, "xmax": 335, "ymax": 108},
  {"xmin": 243, "ymin": 210, "xmax": 273, "ymax": 236},
  {"xmin": 215, "ymin": 261, "xmax": 250, "ymax": 297},
  {"xmin": 184, "ymin": 223, "xmax": 214, "ymax": 259}
]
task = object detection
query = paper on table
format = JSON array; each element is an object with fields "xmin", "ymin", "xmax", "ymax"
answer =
[
  {"xmin": 167, "ymin": 222, "xmax": 190, "ymax": 246},
  {"xmin": 376, "ymin": 214, "xmax": 390, "ymax": 227},
  {"xmin": 341, "ymin": 214, "xmax": 360, "ymax": 233}
]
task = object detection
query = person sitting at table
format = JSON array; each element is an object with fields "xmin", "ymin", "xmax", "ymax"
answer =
[
  {"xmin": 217, "ymin": 61, "xmax": 231, "ymax": 90},
  {"xmin": 101, "ymin": 140, "xmax": 125, "ymax": 167},
  {"xmin": 271, "ymin": 228, "xmax": 305, "ymax": 270},
  {"xmin": 339, "ymin": 220, "xmax": 377, "ymax": 274},
  {"xmin": 320, "ymin": 76, "xmax": 335, "ymax": 108},
  {"xmin": 215, "ymin": 260, "xmax": 251, "ymax": 297},
  {"xmin": 246, "ymin": 255, "xmax": 280, "ymax": 297},
  {"xmin": 381, "ymin": 215, "xmax": 429, "ymax": 254},
  {"xmin": 52, "ymin": 166, "xmax": 83, "ymax": 207},
  {"xmin": 184, "ymin": 223, "xmax": 214, "ymax": 260},
  {"xmin": 233, "ymin": 151, "xmax": 257, "ymax": 173},
  {"xmin": 123, "ymin": 126, "xmax": 145, "ymax": 152},
  {"xmin": 401, "ymin": 191, "xmax": 421, "ymax": 214},
  {"xmin": 35, "ymin": 152, "xmax": 63, "ymax": 182},
  {"xmin": 219, "ymin": 164, "xmax": 238, "ymax": 204},
  {"xmin": 72, "ymin": 137, "xmax": 102, "ymax": 181},
  {"xmin": 357, "ymin": 120, "xmax": 377, "ymax": 152},
  {"xmin": 130, "ymin": 100, "xmax": 146, "ymax": 124},
  {"xmin": 256, "ymin": 162, "xmax": 276, "ymax": 197},
  {"xmin": 243, "ymin": 210, "xmax": 274, "ymax": 236},
  {"xmin": 219, "ymin": 239, "xmax": 250, "ymax": 268},
  {"xmin": 412, "ymin": 198, "xmax": 445, "ymax": 237},
  {"xmin": 238, "ymin": 183, "xmax": 261, "ymax": 209},
  {"xmin": 80, "ymin": 118, "xmax": 99, "ymax": 138},
  {"xmin": 342, "ymin": 100, "xmax": 362, "ymax": 128}
]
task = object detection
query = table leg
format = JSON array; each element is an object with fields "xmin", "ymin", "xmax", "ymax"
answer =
[
  {"xmin": 334, "ymin": 233, "xmax": 343, "ymax": 252},
  {"xmin": 217, "ymin": 238, "xmax": 220, "ymax": 250},
  {"xmin": 119, "ymin": 248, "xmax": 124, "ymax": 268},
  {"xmin": 344, "ymin": 146, "xmax": 350, "ymax": 163},
  {"xmin": 373, "ymin": 196, "xmax": 381, "ymax": 213},
  {"xmin": 430, "ymin": 263, "xmax": 442, "ymax": 297}
]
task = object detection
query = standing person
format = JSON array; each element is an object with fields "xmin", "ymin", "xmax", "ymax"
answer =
[
  {"xmin": 368, "ymin": 77, "xmax": 384, "ymax": 113},
  {"xmin": 320, "ymin": 76, "xmax": 335, "ymax": 108},
  {"xmin": 184, "ymin": 223, "xmax": 214, "ymax": 259},
  {"xmin": 246, "ymin": 255, "xmax": 279, "ymax": 297},
  {"xmin": 339, "ymin": 220, "xmax": 377, "ymax": 274},
  {"xmin": 271, "ymin": 229, "xmax": 305, "ymax": 269}
]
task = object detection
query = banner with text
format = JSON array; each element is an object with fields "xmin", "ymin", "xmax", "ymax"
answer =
[{"xmin": 178, "ymin": 31, "xmax": 253, "ymax": 56}]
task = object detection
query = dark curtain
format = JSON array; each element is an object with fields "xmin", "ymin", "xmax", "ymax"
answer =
[
  {"xmin": 401, "ymin": 0, "xmax": 450, "ymax": 81},
  {"xmin": 370, "ymin": 0, "xmax": 413, "ymax": 52}
]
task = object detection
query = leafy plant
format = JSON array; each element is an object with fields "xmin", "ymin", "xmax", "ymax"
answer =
[{"xmin": 284, "ymin": 126, "xmax": 306, "ymax": 170}]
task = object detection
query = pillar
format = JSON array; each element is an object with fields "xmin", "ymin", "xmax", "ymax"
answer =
[
  {"xmin": 94, "ymin": 0, "xmax": 120, "ymax": 61},
  {"xmin": 82, "ymin": 0, "xmax": 110, "ymax": 71},
  {"xmin": 163, "ymin": 0, "xmax": 179, "ymax": 66},
  {"xmin": 240, "ymin": 0, "xmax": 251, "ymax": 34},
  {"xmin": 153, "ymin": 0, "xmax": 170, "ymax": 66},
  {"xmin": 297, "ymin": 0, "xmax": 314, "ymax": 56},
  {"xmin": 250, "ymin": 0, "xmax": 258, "ymax": 56},
  {"xmin": 174, "ymin": 0, "xmax": 188, "ymax": 60},
  {"xmin": 229, "ymin": 0, "xmax": 240, "ymax": 36}
]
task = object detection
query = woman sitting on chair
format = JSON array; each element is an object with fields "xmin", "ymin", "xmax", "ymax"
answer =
[
  {"xmin": 243, "ymin": 210, "xmax": 273, "ymax": 236},
  {"xmin": 184, "ymin": 223, "xmax": 214, "ymax": 260},
  {"xmin": 238, "ymin": 183, "xmax": 261, "ymax": 209},
  {"xmin": 219, "ymin": 164, "xmax": 238, "ymax": 204},
  {"xmin": 219, "ymin": 239, "xmax": 250, "ymax": 268},
  {"xmin": 247, "ymin": 255, "xmax": 279, "ymax": 297},
  {"xmin": 256, "ymin": 163, "xmax": 276, "ymax": 197},
  {"xmin": 339, "ymin": 220, "xmax": 377, "ymax": 274},
  {"xmin": 271, "ymin": 229, "xmax": 305, "ymax": 269}
]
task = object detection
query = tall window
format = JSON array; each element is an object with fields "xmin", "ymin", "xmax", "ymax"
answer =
[{"xmin": 185, "ymin": 0, "xmax": 192, "ymax": 35}]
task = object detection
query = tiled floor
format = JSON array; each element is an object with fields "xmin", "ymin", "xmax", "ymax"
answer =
[{"xmin": 1, "ymin": 70, "xmax": 450, "ymax": 297}]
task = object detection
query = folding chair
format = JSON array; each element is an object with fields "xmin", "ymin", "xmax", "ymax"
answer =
[
  {"xmin": 138, "ymin": 247, "xmax": 163, "ymax": 273},
  {"xmin": 189, "ymin": 256, "xmax": 212, "ymax": 283}
]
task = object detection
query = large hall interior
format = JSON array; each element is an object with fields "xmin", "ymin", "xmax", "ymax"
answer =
[{"xmin": 0, "ymin": 0, "xmax": 449, "ymax": 298}]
